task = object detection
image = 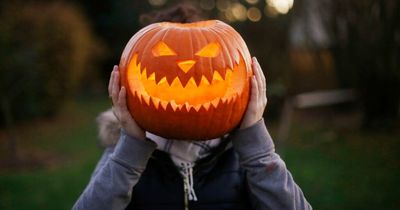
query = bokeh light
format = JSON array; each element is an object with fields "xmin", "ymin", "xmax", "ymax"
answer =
[
  {"xmin": 264, "ymin": 4, "xmax": 278, "ymax": 17},
  {"xmin": 231, "ymin": 3, "xmax": 247, "ymax": 21},
  {"xmin": 223, "ymin": 9, "xmax": 236, "ymax": 22},
  {"xmin": 247, "ymin": 7, "xmax": 262, "ymax": 22},
  {"xmin": 266, "ymin": 0, "xmax": 294, "ymax": 14}
]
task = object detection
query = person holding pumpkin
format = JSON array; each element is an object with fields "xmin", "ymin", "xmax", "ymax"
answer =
[{"xmin": 73, "ymin": 4, "xmax": 312, "ymax": 210}]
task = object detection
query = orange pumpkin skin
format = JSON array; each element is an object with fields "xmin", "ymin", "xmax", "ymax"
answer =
[{"xmin": 119, "ymin": 20, "xmax": 252, "ymax": 140}]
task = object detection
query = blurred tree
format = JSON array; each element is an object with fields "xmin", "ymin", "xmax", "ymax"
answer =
[
  {"xmin": 287, "ymin": 0, "xmax": 399, "ymax": 128},
  {"xmin": 0, "ymin": 1, "xmax": 103, "ymax": 164},
  {"xmin": 331, "ymin": 0, "xmax": 400, "ymax": 127},
  {"xmin": 288, "ymin": 0, "xmax": 338, "ymax": 94},
  {"xmin": 73, "ymin": 0, "xmax": 151, "ymax": 82}
]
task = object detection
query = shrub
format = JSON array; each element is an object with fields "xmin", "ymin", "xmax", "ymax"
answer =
[{"xmin": 0, "ymin": 1, "xmax": 104, "ymax": 125}]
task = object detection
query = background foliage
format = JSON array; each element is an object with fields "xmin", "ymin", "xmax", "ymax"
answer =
[
  {"xmin": 0, "ymin": 1, "xmax": 103, "ymax": 124},
  {"xmin": 331, "ymin": 0, "xmax": 400, "ymax": 127}
]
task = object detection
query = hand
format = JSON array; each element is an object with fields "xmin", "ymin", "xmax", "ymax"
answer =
[
  {"xmin": 108, "ymin": 65, "xmax": 146, "ymax": 140},
  {"xmin": 240, "ymin": 57, "xmax": 267, "ymax": 129}
]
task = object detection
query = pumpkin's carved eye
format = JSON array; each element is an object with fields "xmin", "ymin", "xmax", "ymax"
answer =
[
  {"xmin": 195, "ymin": 42, "xmax": 220, "ymax": 58},
  {"xmin": 152, "ymin": 41, "xmax": 177, "ymax": 57}
]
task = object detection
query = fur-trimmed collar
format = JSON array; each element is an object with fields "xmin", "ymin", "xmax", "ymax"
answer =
[{"xmin": 96, "ymin": 109, "xmax": 121, "ymax": 148}]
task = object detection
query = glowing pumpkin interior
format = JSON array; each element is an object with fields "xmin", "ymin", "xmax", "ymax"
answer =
[
  {"xmin": 119, "ymin": 20, "xmax": 252, "ymax": 140},
  {"xmin": 127, "ymin": 54, "xmax": 248, "ymax": 111}
]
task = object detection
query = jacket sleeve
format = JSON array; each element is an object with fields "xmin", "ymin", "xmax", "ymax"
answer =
[
  {"xmin": 231, "ymin": 119, "xmax": 312, "ymax": 210},
  {"xmin": 72, "ymin": 132, "xmax": 157, "ymax": 210}
]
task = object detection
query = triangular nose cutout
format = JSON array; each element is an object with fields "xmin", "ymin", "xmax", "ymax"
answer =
[{"xmin": 177, "ymin": 60, "xmax": 196, "ymax": 73}]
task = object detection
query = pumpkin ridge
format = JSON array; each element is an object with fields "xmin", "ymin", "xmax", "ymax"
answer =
[{"xmin": 208, "ymin": 26, "xmax": 229, "ymax": 75}]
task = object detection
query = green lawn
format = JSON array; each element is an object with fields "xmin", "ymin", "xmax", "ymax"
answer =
[
  {"xmin": 0, "ymin": 98, "xmax": 399, "ymax": 210},
  {"xmin": 278, "ymin": 122, "xmax": 400, "ymax": 210},
  {"xmin": 0, "ymin": 97, "xmax": 108, "ymax": 210}
]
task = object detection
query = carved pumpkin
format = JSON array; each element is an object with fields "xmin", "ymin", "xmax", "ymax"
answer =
[{"xmin": 119, "ymin": 20, "xmax": 252, "ymax": 140}]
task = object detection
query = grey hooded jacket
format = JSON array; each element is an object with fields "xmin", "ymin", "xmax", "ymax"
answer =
[{"xmin": 73, "ymin": 115, "xmax": 312, "ymax": 210}]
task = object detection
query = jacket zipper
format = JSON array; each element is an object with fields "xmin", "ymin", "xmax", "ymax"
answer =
[{"xmin": 183, "ymin": 176, "xmax": 189, "ymax": 210}]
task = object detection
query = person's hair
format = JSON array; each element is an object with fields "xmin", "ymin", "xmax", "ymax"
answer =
[{"xmin": 139, "ymin": 3, "xmax": 205, "ymax": 26}]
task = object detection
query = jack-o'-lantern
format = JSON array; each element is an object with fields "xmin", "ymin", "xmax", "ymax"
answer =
[{"xmin": 119, "ymin": 20, "xmax": 252, "ymax": 140}]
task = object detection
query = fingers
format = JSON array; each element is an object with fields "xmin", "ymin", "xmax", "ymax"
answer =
[
  {"xmin": 240, "ymin": 76, "xmax": 259, "ymax": 129},
  {"xmin": 252, "ymin": 57, "xmax": 266, "ymax": 90},
  {"xmin": 252, "ymin": 57, "xmax": 262, "ymax": 89},
  {"xmin": 111, "ymin": 69, "xmax": 120, "ymax": 104},
  {"xmin": 108, "ymin": 65, "xmax": 118, "ymax": 97},
  {"xmin": 112, "ymin": 86, "xmax": 129, "ymax": 125},
  {"xmin": 250, "ymin": 75, "xmax": 259, "ymax": 105},
  {"xmin": 118, "ymin": 87, "xmax": 129, "ymax": 113},
  {"xmin": 254, "ymin": 58, "xmax": 266, "ymax": 89},
  {"xmin": 252, "ymin": 57, "xmax": 267, "ymax": 105},
  {"xmin": 117, "ymin": 86, "xmax": 132, "ymax": 125},
  {"xmin": 108, "ymin": 70, "xmax": 114, "ymax": 97}
]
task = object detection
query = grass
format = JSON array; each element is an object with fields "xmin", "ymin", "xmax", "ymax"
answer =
[
  {"xmin": 0, "ymin": 98, "xmax": 399, "ymax": 210},
  {"xmin": 276, "ymin": 120, "xmax": 400, "ymax": 210},
  {"xmin": 0, "ymin": 97, "xmax": 109, "ymax": 210}
]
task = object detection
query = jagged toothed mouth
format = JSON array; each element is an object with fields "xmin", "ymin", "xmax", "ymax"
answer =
[{"xmin": 126, "ymin": 54, "xmax": 247, "ymax": 112}]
